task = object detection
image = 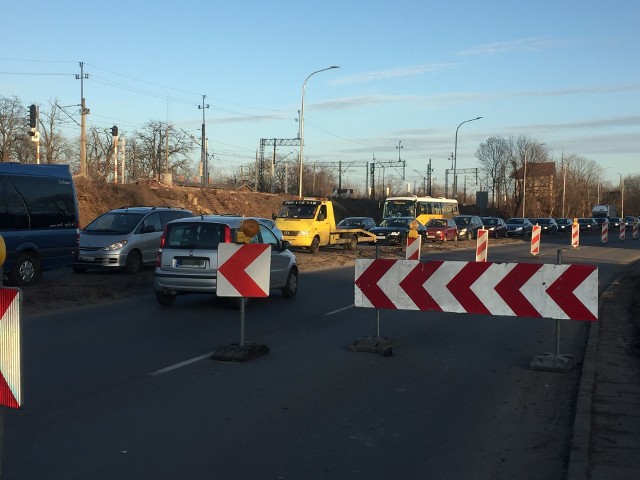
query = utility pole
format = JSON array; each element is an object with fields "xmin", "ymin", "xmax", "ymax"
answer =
[
  {"xmin": 76, "ymin": 62, "xmax": 89, "ymax": 176},
  {"xmin": 198, "ymin": 95, "xmax": 209, "ymax": 186}
]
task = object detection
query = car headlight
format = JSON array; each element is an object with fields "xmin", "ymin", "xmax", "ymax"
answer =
[
  {"xmin": 103, "ymin": 240, "xmax": 127, "ymax": 251},
  {"xmin": 459, "ymin": 227, "xmax": 467, "ymax": 234}
]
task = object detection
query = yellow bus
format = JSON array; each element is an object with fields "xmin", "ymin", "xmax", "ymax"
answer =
[{"xmin": 382, "ymin": 196, "xmax": 459, "ymax": 225}]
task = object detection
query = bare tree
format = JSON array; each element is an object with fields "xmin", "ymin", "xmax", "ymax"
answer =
[
  {"xmin": 0, "ymin": 95, "xmax": 29, "ymax": 162},
  {"xmin": 135, "ymin": 121, "xmax": 195, "ymax": 180}
]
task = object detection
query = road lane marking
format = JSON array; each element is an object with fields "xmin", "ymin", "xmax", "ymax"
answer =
[
  {"xmin": 149, "ymin": 352, "xmax": 214, "ymax": 376},
  {"xmin": 324, "ymin": 304, "xmax": 354, "ymax": 316}
]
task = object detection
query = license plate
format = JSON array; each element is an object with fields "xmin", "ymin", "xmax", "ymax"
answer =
[
  {"xmin": 376, "ymin": 235, "xmax": 386, "ymax": 240},
  {"xmin": 79, "ymin": 255, "xmax": 95, "ymax": 261},
  {"xmin": 176, "ymin": 258, "xmax": 206, "ymax": 269}
]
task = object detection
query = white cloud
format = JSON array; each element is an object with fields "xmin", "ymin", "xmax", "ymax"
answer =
[{"xmin": 457, "ymin": 37, "xmax": 567, "ymax": 56}]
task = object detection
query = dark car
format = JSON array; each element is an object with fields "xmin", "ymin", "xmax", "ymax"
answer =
[
  {"xmin": 424, "ymin": 218, "xmax": 458, "ymax": 242},
  {"xmin": 337, "ymin": 217, "xmax": 376, "ymax": 230},
  {"xmin": 577, "ymin": 218, "xmax": 598, "ymax": 232},
  {"xmin": 594, "ymin": 217, "xmax": 609, "ymax": 230},
  {"xmin": 370, "ymin": 217, "xmax": 426, "ymax": 244},
  {"xmin": 532, "ymin": 218, "xmax": 558, "ymax": 235},
  {"xmin": 555, "ymin": 218, "xmax": 572, "ymax": 233},
  {"xmin": 480, "ymin": 217, "xmax": 507, "ymax": 238},
  {"xmin": 608, "ymin": 217, "xmax": 622, "ymax": 229},
  {"xmin": 623, "ymin": 216, "xmax": 637, "ymax": 229},
  {"xmin": 453, "ymin": 215, "xmax": 484, "ymax": 240},
  {"xmin": 505, "ymin": 218, "xmax": 533, "ymax": 237}
]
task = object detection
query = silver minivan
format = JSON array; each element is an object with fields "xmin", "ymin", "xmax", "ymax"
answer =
[
  {"xmin": 153, "ymin": 215, "xmax": 298, "ymax": 306},
  {"xmin": 73, "ymin": 206, "xmax": 192, "ymax": 274}
]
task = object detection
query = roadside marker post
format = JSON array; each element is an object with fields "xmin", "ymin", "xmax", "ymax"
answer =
[
  {"xmin": 349, "ymin": 244, "xmax": 397, "ymax": 357},
  {"xmin": 601, "ymin": 221, "xmax": 608, "ymax": 244},
  {"xmin": 571, "ymin": 219, "xmax": 580, "ymax": 249},
  {"xmin": 212, "ymin": 220, "xmax": 272, "ymax": 362},
  {"xmin": 530, "ymin": 225, "xmax": 541, "ymax": 256},
  {"xmin": 406, "ymin": 236, "xmax": 421, "ymax": 260},
  {"xmin": 633, "ymin": 221, "xmax": 639, "ymax": 240},
  {"xmin": 619, "ymin": 222, "xmax": 626, "ymax": 241},
  {"xmin": 475, "ymin": 229, "xmax": 488, "ymax": 262}
]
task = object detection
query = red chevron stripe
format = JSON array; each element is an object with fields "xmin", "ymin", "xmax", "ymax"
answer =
[
  {"xmin": 355, "ymin": 259, "xmax": 397, "ymax": 309},
  {"xmin": 495, "ymin": 263, "xmax": 544, "ymax": 317},
  {"xmin": 546, "ymin": 265, "xmax": 597, "ymax": 321},
  {"xmin": 217, "ymin": 244, "xmax": 270, "ymax": 297},
  {"xmin": 399, "ymin": 260, "xmax": 444, "ymax": 311},
  {"xmin": 447, "ymin": 262, "xmax": 492, "ymax": 314}
]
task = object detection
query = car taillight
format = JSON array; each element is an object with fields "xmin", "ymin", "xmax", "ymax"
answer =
[
  {"xmin": 224, "ymin": 225, "xmax": 232, "ymax": 243},
  {"xmin": 156, "ymin": 226, "xmax": 168, "ymax": 267}
]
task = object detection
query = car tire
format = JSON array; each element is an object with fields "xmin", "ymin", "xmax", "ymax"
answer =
[
  {"xmin": 124, "ymin": 250, "xmax": 142, "ymax": 274},
  {"xmin": 346, "ymin": 235, "xmax": 357, "ymax": 251},
  {"xmin": 8, "ymin": 252, "xmax": 40, "ymax": 286},
  {"xmin": 155, "ymin": 290, "xmax": 176, "ymax": 306},
  {"xmin": 308, "ymin": 236, "xmax": 320, "ymax": 254},
  {"xmin": 281, "ymin": 268, "xmax": 299, "ymax": 298}
]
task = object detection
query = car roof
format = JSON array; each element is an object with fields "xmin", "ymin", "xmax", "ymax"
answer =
[
  {"xmin": 110, "ymin": 206, "xmax": 191, "ymax": 214},
  {"xmin": 166, "ymin": 214, "xmax": 269, "ymax": 228}
]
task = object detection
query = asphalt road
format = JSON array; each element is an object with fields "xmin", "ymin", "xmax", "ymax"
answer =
[{"xmin": 4, "ymin": 232, "xmax": 640, "ymax": 479}]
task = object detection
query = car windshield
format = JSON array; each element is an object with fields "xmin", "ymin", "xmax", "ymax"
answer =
[
  {"xmin": 507, "ymin": 219, "xmax": 523, "ymax": 225},
  {"xmin": 482, "ymin": 218, "xmax": 498, "ymax": 225},
  {"xmin": 84, "ymin": 212, "xmax": 145, "ymax": 234},
  {"xmin": 380, "ymin": 218, "xmax": 410, "ymax": 228},
  {"xmin": 455, "ymin": 217, "xmax": 470, "ymax": 226},
  {"xmin": 278, "ymin": 203, "xmax": 317, "ymax": 219},
  {"xmin": 426, "ymin": 219, "xmax": 447, "ymax": 227},
  {"xmin": 536, "ymin": 219, "xmax": 550, "ymax": 225},
  {"xmin": 339, "ymin": 219, "xmax": 361, "ymax": 227}
]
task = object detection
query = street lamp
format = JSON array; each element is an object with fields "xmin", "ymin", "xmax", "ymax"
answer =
[
  {"xmin": 453, "ymin": 117, "xmax": 482, "ymax": 199},
  {"xmin": 298, "ymin": 65, "xmax": 340, "ymax": 197},
  {"xmin": 617, "ymin": 172, "xmax": 624, "ymax": 218}
]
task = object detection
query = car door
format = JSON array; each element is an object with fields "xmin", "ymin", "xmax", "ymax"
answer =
[
  {"xmin": 253, "ymin": 224, "xmax": 288, "ymax": 287},
  {"xmin": 138, "ymin": 212, "xmax": 163, "ymax": 264}
]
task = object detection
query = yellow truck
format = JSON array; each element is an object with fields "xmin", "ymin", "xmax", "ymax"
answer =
[{"xmin": 275, "ymin": 198, "xmax": 377, "ymax": 254}]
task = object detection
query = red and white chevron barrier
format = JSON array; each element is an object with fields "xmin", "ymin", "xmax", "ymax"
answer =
[
  {"xmin": 531, "ymin": 225, "xmax": 541, "ymax": 256},
  {"xmin": 601, "ymin": 221, "xmax": 608, "ymax": 244},
  {"xmin": 354, "ymin": 259, "xmax": 598, "ymax": 321},
  {"xmin": 619, "ymin": 222, "xmax": 626, "ymax": 241},
  {"xmin": 571, "ymin": 223, "xmax": 580, "ymax": 248},
  {"xmin": 475, "ymin": 229, "xmax": 488, "ymax": 262},
  {"xmin": 406, "ymin": 235, "xmax": 421, "ymax": 260},
  {"xmin": 633, "ymin": 222, "xmax": 639, "ymax": 240}
]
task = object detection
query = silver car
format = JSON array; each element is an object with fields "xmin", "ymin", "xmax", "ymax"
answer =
[
  {"xmin": 153, "ymin": 215, "xmax": 298, "ymax": 306},
  {"xmin": 74, "ymin": 206, "xmax": 193, "ymax": 274}
]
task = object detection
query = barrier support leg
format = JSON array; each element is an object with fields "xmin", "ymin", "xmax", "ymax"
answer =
[
  {"xmin": 212, "ymin": 297, "xmax": 270, "ymax": 362},
  {"xmin": 349, "ymin": 244, "xmax": 397, "ymax": 356},
  {"xmin": 529, "ymin": 249, "xmax": 576, "ymax": 372}
]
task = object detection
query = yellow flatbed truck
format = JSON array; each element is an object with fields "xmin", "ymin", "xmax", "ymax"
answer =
[{"xmin": 275, "ymin": 198, "xmax": 377, "ymax": 254}]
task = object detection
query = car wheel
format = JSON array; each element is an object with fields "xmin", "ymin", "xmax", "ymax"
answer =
[
  {"xmin": 281, "ymin": 268, "xmax": 299, "ymax": 298},
  {"xmin": 346, "ymin": 235, "xmax": 357, "ymax": 251},
  {"xmin": 8, "ymin": 253, "xmax": 40, "ymax": 286},
  {"xmin": 124, "ymin": 250, "xmax": 142, "ymax": 274},
  {"xmin": 308, "ymin": 236, "xmax": 320, "ymax": 254},
  {"xmin": 155, "ymin": 290, "xmax": 176, "ymax": 306}
]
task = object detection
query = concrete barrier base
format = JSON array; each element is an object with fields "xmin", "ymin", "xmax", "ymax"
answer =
[
  {"xmin": 530, "ymin": 352, "xmax": 577, "ymax": 372},
  {"xmin": 349, "ymin": 336, "xmax": 398, "ymax": 356},
  {"xmin": 212, "ymin": 343, "xmax": 270, "ymax": 362}
]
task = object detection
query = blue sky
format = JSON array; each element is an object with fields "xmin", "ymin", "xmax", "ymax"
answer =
[{"xmin": 2, "ymin": 0, "xmax": 639, "ymax": 191}]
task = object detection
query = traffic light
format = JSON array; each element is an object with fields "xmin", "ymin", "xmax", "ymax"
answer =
[
  {"xmin": 111, "ymin": 125, "xmax": 118, "ymax": 136},
  {"xmin": 29, "ymin": 104, "xmax": 37, "ymax": 128}
]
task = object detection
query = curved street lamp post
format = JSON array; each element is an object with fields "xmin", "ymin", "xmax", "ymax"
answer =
[
  {"xmin": 453, "ymin": 117, "xmax": 482, "ymax": 199},
  {"xmin": 298, "ymin": 66, "xmax": 339, "ymax": 197}
]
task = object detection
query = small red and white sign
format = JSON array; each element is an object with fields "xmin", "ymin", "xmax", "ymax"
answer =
[
  {"xmin": 406, "ymin": 236, "xmax": 421, "ymax": 260},
  {"xmin": 601, "ymin": 222, "xmax": 608, "ymax": 244},
  {"xmin": 633, "ymin": 222, "xmax": 638, "ymax": 240},
  {"xmin": 354, "ymin": 259, "xmax": 598, "ymax": 321},
  {"xmin": 530, "ymin": 225, "xmax": 541, "ymax": 256},
  {"xmin": 619, "ymin": 222, "xmax": 626, "ymax": 241},
  {"xmin": 217, "ymin": 243, "xmax": 271, "ymax": 297},
  {"xmin": 0, "ymin": 287, "xmax": 22, "ymax": 409},
  {"xmin": 475, "ymin": 229, "xmax": 488, "ymax": 262},
  {"xmin": 571, "ymin": 223, "xmax": 580, "ymax": 248}
]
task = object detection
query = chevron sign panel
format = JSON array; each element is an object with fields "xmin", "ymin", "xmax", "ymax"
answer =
[{"xmin": 354, "ymin": 259, "xmax": 598, "ymax": 321}]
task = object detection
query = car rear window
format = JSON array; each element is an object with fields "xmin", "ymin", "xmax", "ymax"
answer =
[{"xmin": 165, "ymin": 223, "xmax": 226, "ymax": 249}]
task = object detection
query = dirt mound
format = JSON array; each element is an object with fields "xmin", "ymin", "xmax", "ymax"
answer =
[{"xmin": 73, "ymin": 177, "xmax": 384, "ymax": 227}]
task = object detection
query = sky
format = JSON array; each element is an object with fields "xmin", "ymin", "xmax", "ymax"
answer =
[{"xmin": 2, "ymin": 0, "xmax": 639, "ymax": 192}]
